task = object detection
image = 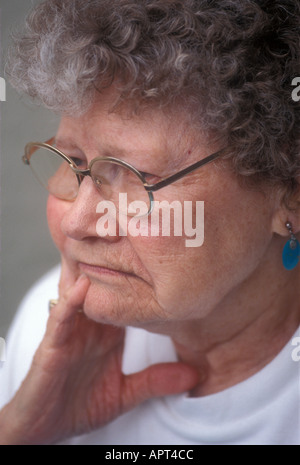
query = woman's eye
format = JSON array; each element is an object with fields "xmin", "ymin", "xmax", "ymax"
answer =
[
  {"xmin": 142, "ymin": 172, "xmax": 160, "ymax": 184},
  {"xmin": 71, "ymin": 157, "xmax": 86, "ymax": 168}
]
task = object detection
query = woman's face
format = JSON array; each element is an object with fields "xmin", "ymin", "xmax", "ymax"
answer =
[{"xmin": 47, "ymin": 91, "xmax": 275, "ymax": 333}]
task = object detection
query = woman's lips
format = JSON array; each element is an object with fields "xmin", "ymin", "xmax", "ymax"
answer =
[{"xmin": 78, "ymin": 262, "xmax": 136, "ymax": 279}]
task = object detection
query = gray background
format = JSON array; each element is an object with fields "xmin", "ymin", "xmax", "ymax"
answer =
[{"xmin": 1, "ymin": 0, "xmax": 60, "ymax": 338}]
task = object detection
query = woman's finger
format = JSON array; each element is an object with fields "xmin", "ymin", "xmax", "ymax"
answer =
[
  {"xmin": 121, "ymin": 362, "xmax": 199, "ymax": 411},
  {"xmin": 58, "ymin": 257, "xmax": 79, "ymax": 298},
  {"xmin": 45, "ymin": 274, "xmax": 90, "ymax": 348}
]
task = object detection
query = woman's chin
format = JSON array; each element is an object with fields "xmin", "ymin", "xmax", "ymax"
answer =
[{"xmin": 81, "ymin": 281, "xmax": 141, "ymax": 327}]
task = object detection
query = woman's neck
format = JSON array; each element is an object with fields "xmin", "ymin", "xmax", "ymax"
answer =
[{"xmin": 171, "ymin": 260, "xmax": 300, "ymax": 396}]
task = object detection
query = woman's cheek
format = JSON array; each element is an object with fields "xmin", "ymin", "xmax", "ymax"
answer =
[{"xmin": 47, "ymin": 195, "xmax": 67, "ymax": 252}]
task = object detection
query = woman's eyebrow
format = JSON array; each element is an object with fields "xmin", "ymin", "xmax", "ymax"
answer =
[
  {"xmin": 54, "ymin": 137, "xmax": 81, "ymax": 151},
  {"xmin": 96, "ymin": 141, "xmax": 141, "ymax": 159},
  {"xmin": 54, "ymin": 137, "xmax": 170, "ymax": 173},
  {"xmin": 55, "ymin": 137, "xmax": 131, "ymax": 158}
]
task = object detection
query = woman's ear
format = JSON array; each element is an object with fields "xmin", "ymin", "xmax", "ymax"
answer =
[{"xmin": 271, "ymin": 181, "xmax": 300, "ymax": 236}]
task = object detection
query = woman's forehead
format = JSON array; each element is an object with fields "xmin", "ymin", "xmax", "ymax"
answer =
[{"xmin": 56, "ymin": 100, "xmax": 209, "ymax": 170}]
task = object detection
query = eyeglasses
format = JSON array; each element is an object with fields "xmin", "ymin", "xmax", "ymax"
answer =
[{"xmin": 23, "ymin": 137, "xmax": 223, "ymax": 216}]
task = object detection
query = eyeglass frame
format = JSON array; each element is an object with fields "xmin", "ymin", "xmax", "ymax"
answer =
[{"xmin": 23, "ymin": 137, "xmax": 224, "ymax": 215}]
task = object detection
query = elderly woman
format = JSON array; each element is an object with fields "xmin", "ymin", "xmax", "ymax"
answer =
[{"xmin": 0, "ymin": 0, "xmax": 299, "ymax": 445}]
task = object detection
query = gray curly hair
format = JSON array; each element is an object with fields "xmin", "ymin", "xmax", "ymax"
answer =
[{"xmin": 6, "ymin": 0, "xmax": 300, "ymax": 203}]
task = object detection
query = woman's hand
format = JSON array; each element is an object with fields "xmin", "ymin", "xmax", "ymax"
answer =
[{"xmin": 0, "ymin": 268, "xmax": 199, "ymax": 445}]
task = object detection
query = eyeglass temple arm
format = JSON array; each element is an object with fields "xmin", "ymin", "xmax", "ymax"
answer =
[
  {"xmin": 144, "ymin": 149, "xmax": 224, "ymax": 192},
  {"xmin": 22, "ymin": 138, "xmax": 57, "ymax": 165}
]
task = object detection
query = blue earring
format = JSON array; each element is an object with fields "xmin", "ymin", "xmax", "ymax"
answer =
[{"xmin": 282, "ymin": 222, "xmax": 300, "ymax": 270}]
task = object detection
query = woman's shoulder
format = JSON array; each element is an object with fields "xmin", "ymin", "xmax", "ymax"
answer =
[
  {"xmin": 19, "ymin": 265, "xmax": 61, "ymax": 311},
  {"xmin": 10, "ymin": 264, "xmax": 61, "ymax": 354},
  {"xmin": 0, "ymin": 266, "xmax": 61, "ymax": 408}
]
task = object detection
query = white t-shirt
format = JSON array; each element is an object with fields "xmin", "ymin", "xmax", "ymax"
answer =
[{"xmin": 0, "ymin": 266, "xmax": 299, "ymax": 445}]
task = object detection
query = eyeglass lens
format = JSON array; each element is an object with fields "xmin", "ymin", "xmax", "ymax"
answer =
[{"xmin": 28, "ymin": 145, "xmax": 151, "ymax": 214}]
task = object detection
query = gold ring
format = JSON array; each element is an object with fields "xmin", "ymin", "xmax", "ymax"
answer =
[
  {"xmin": 48, "ymin": 299, "xmax": 84, "ymax": 314},
  {"xmin": 48, "ymin": 299, "xmax": 59, "ymax": 311}
]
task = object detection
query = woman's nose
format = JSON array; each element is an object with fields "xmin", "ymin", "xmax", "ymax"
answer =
[{"xmin": 60, "ymin": 177, "xmax": 120, "ymax": 243}]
